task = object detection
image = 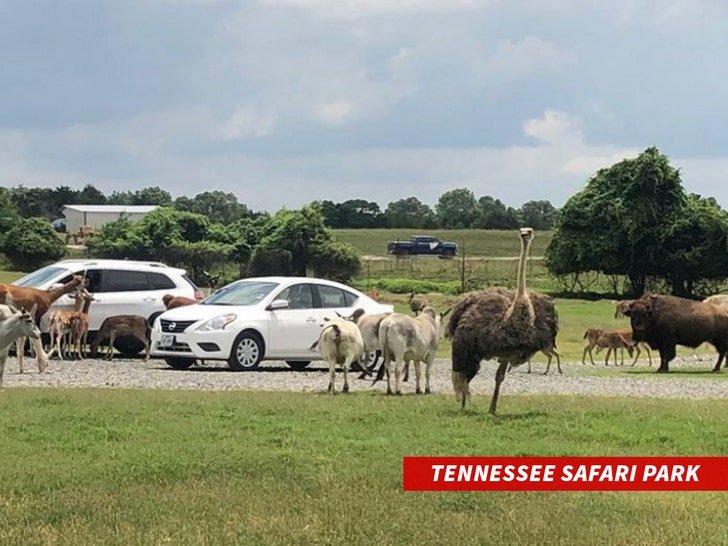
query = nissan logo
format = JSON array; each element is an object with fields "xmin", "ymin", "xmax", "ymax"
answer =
[{"xmin": 168, "ymin": 322, "xmax": 176, "ymax": 331}]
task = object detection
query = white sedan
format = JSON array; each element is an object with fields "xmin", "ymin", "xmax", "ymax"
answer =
[{"xmin": 151, "ymin": 276, "xmax": 393, "ymax": 371}]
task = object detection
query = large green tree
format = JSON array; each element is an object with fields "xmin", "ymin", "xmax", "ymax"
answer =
[
  {"xmin": 384, "ymin": 197, "xmax": 438, "ymax": 229},
  {"xmin": 518, "ymin": 200, "xmax": 557, "ymax": 230},
  {"xmin": 1, "ymin": 218, "xmax": 66, "ymax": 271},
  {"xmin": 474, "ymin": 196, "xmax": 520, "ymax": 229},
  {"xmin": 546, "ymin": 147, "xmax": 728, "ymax": 296},
  {"xmin": 435, "ymin": 188, "xmax": 478, "ymax": 228}
]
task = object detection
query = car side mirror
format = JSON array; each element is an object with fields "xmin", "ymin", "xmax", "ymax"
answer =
[{"xmin": 267, "ymin": 299, "xmax": 290, "ymax": 311}]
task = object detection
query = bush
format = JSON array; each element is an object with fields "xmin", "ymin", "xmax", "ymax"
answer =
[
  {"xmin": 247, "ymin": 248, "xmax": 293, "ymax": 277},
  {"xmin": 1, "ymin": 217, "xmax": 65, "ymax": 271},
  {"xmin": 351, "ymin": 277, "xmax": 461, "ymax": 295},
  {"xmin": 310, "ymin": 240, "xmax": 361, "ymax": 283}
]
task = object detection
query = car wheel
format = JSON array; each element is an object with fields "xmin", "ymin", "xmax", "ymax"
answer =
[
  {"xmin": 114, "ymin": 336, "xmax": 145, "ymax": 357},
  {"xmin": 286, "ymin": 360, "xmax": 311, "ymax": 370},
  {"xmin": 228, "ymin": 331, "xmax": 264, "ymax": 371},
  {"xmin": 165, "ymin": 357, "xmax": 196, "ymax": 370},
  {"xmin": 354, "ymin": 350, "xmax": 380, "ymax": 372}
]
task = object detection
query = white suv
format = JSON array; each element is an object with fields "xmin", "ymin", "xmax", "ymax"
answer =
[{"xmin": 13, "ymin": 259, "xmax": 203, "ymax": 356}]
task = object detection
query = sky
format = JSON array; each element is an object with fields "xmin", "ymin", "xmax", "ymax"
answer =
[{"xmin": 2, "ymin": 0, "xmax": 728, "ymax": 212}]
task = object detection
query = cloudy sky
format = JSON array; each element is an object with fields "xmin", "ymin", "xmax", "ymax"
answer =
[{"xmin": 2, "ymin": 0, "xmax": 728, "ymax": 211}]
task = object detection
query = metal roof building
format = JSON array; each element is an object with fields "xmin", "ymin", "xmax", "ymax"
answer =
[{"xmin": 62, "ymin": 205, "xmax": 158, "ymax": 233}]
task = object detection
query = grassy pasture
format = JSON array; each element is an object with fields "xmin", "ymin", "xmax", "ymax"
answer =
[
  {"xmin": 334, "ymin": 229, "xmax": 553, "ymax": 257},
  {"xmin": 1, "ymin": 389, "xmax": 727, "ymax": 545}
]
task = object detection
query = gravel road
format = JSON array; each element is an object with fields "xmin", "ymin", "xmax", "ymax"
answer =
[{"xmin": 4, "ymin": 356, "xmax": 728, "ymax": 400}]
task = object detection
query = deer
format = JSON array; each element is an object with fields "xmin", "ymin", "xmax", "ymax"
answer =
[
  {"xmin": 91, "ymin": 316, "xmax": 151, "ymax": 361},
  {"xmin": 68, "ymin": 291, "xmax": 96, "ymax": 359},
  {"xmin": 0, "ymin": 275, "xmax": 83, "ymax": 373},
  {"xmin": 47, "ymin": 285, "xmax": 91, "ymax": 360}
]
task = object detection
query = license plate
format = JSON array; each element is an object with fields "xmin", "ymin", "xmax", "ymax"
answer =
[{"xmin": 159, "ymin": 334, "xmax": 175, "ymax": 348}]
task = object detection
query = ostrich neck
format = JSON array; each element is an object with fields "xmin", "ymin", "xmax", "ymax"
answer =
[{"xmin": 515, "ymin": 237, "xmax": 531, "ymax": 299}]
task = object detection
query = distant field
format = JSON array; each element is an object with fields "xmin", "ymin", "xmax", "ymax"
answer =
[
  {"xmin": 2, "ymin": 389, "xmax": 728, "ymax": 545},
  {"xmin": 333, "ymin": 229, "xmax": 553, "ymax": 257},
  {"xmin": 0, "ymin": 270, "xmax": 22, "ymax": 284}
]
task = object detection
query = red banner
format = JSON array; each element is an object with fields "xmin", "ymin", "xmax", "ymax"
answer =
[{"xmin": 403, "ymin": 457, "xmax": 728, "ymax": 491}]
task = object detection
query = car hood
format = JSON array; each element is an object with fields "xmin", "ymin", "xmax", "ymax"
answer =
[{"xmin": 159, "ymin": 303, "xmax": 256, "ymax": 322}]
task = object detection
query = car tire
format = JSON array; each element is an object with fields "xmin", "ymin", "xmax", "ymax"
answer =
[
  {"xmin": 354, "ymin": 350, "xmax": 380, "ymax": 372},
  {"xmin": 165, "ymin": 357, "xmax": 196, "ymax": 370},
  {"xmin": 228, "ymin": 331, "xmax": 264, "ymax": 371},
  {"xmin": 286, "ymin": 360, "xmax": 311, "ymax": 370},
  {"xmin": 114, "ymin": 336, "xmax": 145, "ymax": 357}
]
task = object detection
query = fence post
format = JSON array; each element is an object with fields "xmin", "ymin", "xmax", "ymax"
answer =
[{"xmin": 460, "ymin": 239, "xmax": 466, "ymax": 293}]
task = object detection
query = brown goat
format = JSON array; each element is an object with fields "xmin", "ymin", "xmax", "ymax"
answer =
[
  {"xmin": 91, "ymin": 315, "xmax": 151, "ymax": 361},
  {"xmin": 624, "ymin": 294, "xmax": 728, "ymax": 373},
  {"xmin": 162, "ymin": 294, "xmax": 198, "ymax": 310},
  {"xmin": 408, "ymin": 293, "xmax": 430, "ymax": 316},
  {"xmin": 582, "ymin": 328, "xmax": 634, "ymax": 366}
]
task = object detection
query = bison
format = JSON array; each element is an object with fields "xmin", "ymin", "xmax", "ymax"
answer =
[{"xmin": 623, "ymin": 294, "xmax": 728, "ymax": 373}]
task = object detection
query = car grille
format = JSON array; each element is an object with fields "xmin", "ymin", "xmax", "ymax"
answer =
[
  {"xmin": 160, "ymin": 319, "xmax": 196, "ymax": 333},
  {"xmin": 161, "ymin": 341, "xmax": 192, "ymax": 353}
]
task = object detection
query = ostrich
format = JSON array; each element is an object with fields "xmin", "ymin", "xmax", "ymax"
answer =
[{"xmin": 448, "ymin": 228, "xmax": 558, "ymax": 414}]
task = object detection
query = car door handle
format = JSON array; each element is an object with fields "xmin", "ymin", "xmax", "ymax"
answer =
[
  {"xmin": 306, "ymin": 317, "xmax": 317, "ymax": 323},
  {"xmin": 142, "ymin": 297, "xmax": 156, "ymax": 302}
]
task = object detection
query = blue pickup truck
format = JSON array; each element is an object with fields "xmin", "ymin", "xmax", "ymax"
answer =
[{"xmin": 386, "ymin": 235, "xmax": 458, "ymax": 258}]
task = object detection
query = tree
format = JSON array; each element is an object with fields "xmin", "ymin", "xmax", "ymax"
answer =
[
  {"xmin": 518, "ymin": 200, "xmax": 557, "ymax": 230},
  {"xmin": 436, "ymin": 188, "xmax": 478, "ymax": 228},
  {"xmin": 474, "ymin": 196, "xmax": 520, "ymax": 229},
  {"xmin": 75, "ymin": 184, "xmax": 107, "ymax": 205},
  {"xmin": 0, "ymin": 217, "xmax": 65, "ymax": 271},
  {"xmin": 546, "ymin": 147, "xmax": 728, "ymax": 296},
  {"xmin": 384, "ymin": 197, "xmax": 438, "ymax": 228},
  {"xmin": 310, "ymin": 240, "xmax": 361, "ymax": 282},
  {"xmin": 134, "ymin": 186, "xmax": 172, "ymax": 206},
  {"xmin": 174, "ymin": 191, "xmax": 250, "ymax": 224},
  {"xmin": 107, "ymin": 190, "xmax": 135, "ymax": 205},
  {"xmin": 0, "ymin": 188, "xmax": 19, "ymax": 236}
]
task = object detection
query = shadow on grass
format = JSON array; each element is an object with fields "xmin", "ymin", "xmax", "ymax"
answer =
[
  {"xmin": 444, "ymin": 407, "xmax": 548, "ymax": 421},
  {"xmin": 622, "ymin": 368, "xmax": 725, "ymax": 377}
]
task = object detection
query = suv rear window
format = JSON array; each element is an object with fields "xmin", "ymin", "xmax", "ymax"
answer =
[
  {"xmin": 103, "ymin": 270, "xmax": 150, "ymax": 292},
  {"xmin": 148, "ymin": 272, "xmax": 177, "ymax": 290}
]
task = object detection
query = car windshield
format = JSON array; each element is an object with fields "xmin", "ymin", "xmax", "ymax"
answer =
[
  {"xmin": 12, "ymin": 266, "xmax": 71, "ymax": 288},
  {"xmin": 202, "ymin": 281, "xmax": 278, "ymax": 306}
]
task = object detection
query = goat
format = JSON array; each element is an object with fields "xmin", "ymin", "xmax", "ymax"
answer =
[
  {"xmin": 337, "ymin": 308, "xmax": 390, "ymax": 378},
  {"xmin": 0, "ymin": 305, "xmax": 42, "ymax": 387},
  {"xmin": 376, "ymin": 306, "xmax": 445, "ymax": 395},
  {"xmin": 310, "ymin": 318, "xmax": 364, "ymax": 394},
  {"xmin": 583, "ymin": 328, "xmax": 633, "ymax": 366},
  {"xmin": 162, "ymin": 294, "xmax": 198, "ymax": 310},
  {"xmin": 0, "ymin": 275, "xmax": 83, "ymax": 373},
  {"xmin": 91, "ymin": 315, "xmax": 151, "ymax": 361},
  {"xmin": 408, "ymin": 293, "xmax": 430, "ymax": 316}
]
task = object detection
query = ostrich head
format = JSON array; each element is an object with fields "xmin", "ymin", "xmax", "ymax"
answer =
[{"xmin": 519, "ymin": 227, "xmax": 534, "ymax": 241}]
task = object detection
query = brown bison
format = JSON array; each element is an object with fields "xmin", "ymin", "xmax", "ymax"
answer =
[{"xmin": 623, "ymin": 294, "xmax": 728, "ymax": 373}]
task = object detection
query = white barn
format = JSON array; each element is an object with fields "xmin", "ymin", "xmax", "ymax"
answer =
[{"xmin": 62, "ymin": 205, "xmax": 158, "ymax": 234}]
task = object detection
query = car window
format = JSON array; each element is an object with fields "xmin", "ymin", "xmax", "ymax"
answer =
[
  {"xmin": 148, "ymin": 272, "xmax": 177, "ymax": 290},
  {"xmin": 343, "ymin": 291, "xmax": 359, "ymax": 307},
  {"xmin": 56, "ymin": 270, "xmax": 103, "ymax": 293},
  {"xmin": 316, "ymin": 285, "xmax": 350, "ymax": 308},
  {"xmin": 13, "ymin": 266, "xmax": 71, "ymax": 287},
  {"xmin": 203, "ymin": 281, "xmax": 278, "ymax": 306},
  {"xmin": 103, "ymin": 270, "xmax": 150, "ymax": 292},
  {"xmin": 275, "ymin": 284, "xmax": 315, "ymax": 310}
]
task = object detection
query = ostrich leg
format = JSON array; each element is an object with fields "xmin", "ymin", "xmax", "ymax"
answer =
[{"xmin": 489, "ymin": 361, "xmax": 510, "ymax": 415}]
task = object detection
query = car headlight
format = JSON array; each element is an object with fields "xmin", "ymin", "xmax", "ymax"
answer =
[{"xmin": 196, "ymin": 314, "xmax": 237, "ymax": 332}]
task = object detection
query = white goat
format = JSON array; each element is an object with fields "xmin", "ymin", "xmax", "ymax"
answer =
[
  {"xmin": 0, "ymin": 305, "xmax": 43, "ymax": 387},
  {"xmin": 377, "ymin": 306, "xmax": 444, "ymax": 395},
  {"xmin": 310, "ymin": 318, "xmax": 364, "ymax": 394}
]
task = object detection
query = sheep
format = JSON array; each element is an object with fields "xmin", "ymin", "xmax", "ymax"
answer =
[
  {"xmin": 377, "ymin": 306, "xmax": 445, "ymax": 395},
  {"xmin": 310, "ymin": 318, "xmax": 365, "ymax": 394},
  {"xmin": 582, "ymin": 328, "xmax": 634, "ymax": 366},
  {"xmin": 0, "ymin": 305, "xmax": 42, "ymax": 387},
  {"xmin": 162, "ymin": 294, "xmax": 198, "ymax": 310},
  {"xmin": 90, "ymin": 315, "xmax": 151, "ymax": 361},
  {"xmin": 408, "ymin": 293, "xmax": 430, "ymax": 316}
]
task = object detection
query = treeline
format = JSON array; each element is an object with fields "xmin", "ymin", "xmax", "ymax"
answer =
[
  {"xmin": 314, "ymin": 190, "xmax": 557, "ymax": 230},
  {"xmin": 0, "ymin": 185, "xmax": 254, "ymax": 225},
  {"xmin": 0, "ymin": 184, "xmax": 557, "ymax": 231}
]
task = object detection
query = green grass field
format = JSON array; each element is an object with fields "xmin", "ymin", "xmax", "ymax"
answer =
[
  {"xmin": 334, "ymin": 229, "xmax": 553, "ymax": 257},
  {"xmin": 1, "ymin": 389, "xmax": 727, "ymax": 545}
]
